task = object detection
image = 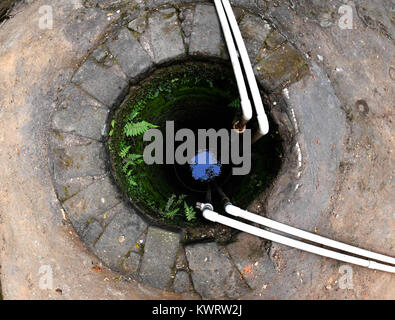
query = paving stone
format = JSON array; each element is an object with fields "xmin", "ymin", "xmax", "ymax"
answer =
[
  {"xmin": 147, "ymin": 8, "xmax": 185, "ymax": 64},
  {"xmin": 185, "ymin": 242, "xmax": 249, "ymax": 299},
  {"xmin": 127, "ymin": 15, "xmax": 147, "ymax": 34},
  {"xmin": 91, "ymin": 46, "xmax": 108, "ymax": 63},
  {"xmin": 81, "ymin": 220, "xmax": 103, "ymax": 248},
  {"xmin": 268, "ymin": 30, "xmax": 287, "ymax": 48},
  {"xmin": 175, "ymin": 246, "xmax": 188, "ymax": 270},
  {"xmin": 94, "ymin": 202, "xmax": 147, "ymax": 271},
  {"xmin": 53, "ymin": 176, "xmax": 95, "ymax": 203},
  {"xmin": 72, "ymin": 59, "xmax": 128, "ymax": 107},
  {"xmin": 226, "ymin": 232, "xmax": 276, "ymax": 290},
  {"xmin": 62, "ymin": 176, "xmax": 122, "ymax": 234},
  {"xmin": 52, "ymin": 138, "xmax": 107, "ymax": 181},
  {"xmin": 139, "ymin": 227, "xmax": 180, "ymax": 290},
  {"xmin": 106, "ymin": 28, "xmax": 153, "ymax": 80},
  {"xmin": 179, "ymin": 6, "xmax": 194, "ymax": 49},
  {"xmin": 95, "ymin": 201, "xmax": 126, "ymax": 228},
  {"xmin": 254, "ymin": 43, "xmax": 307, "ymax": 91},
  {"xmin": 52, "ymin": 86, "xmax": 109, "ymax": 141},
  {"xmin": 189, "ymin": 4, "xmax": 228, "ymax": 59},
  {"xmin": 121, "ymin": 251, "xmax": 141, "ymax": 276},
  {"xmin": 266, "ymin": 62, "xmax": 345, "ymax": 230},
  {"xmin": 230, "ymin": 0, "xmax": 267, "ymax": 11},
  {"xmin": 239, "ymin": 14, "xmax": 271, "ymax": 63},
  {"xmin": 173, "ymin": 270, "xmax": 193, "ymax": 293}
]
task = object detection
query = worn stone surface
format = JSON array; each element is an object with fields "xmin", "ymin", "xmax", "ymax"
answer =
[
  {"xmin": 106, "ymin": 28, "xmax": 153, "ymax": 80},
  {"xmin": 239, "ymin": 14, "xmax": 271, "ymax": 63},
  {"xmin": 189, "ymin": 4, "xmax": 227, "ymax": 59},
  {"xmin": 185, "ymin": 242, "xmax": 249, "ymax": 299},
  {"xmin": 121, "ymin": 251, "xmax": 141, "ymax": 276},
  {"xmin": 179, "ymin": 6, "xmax": 195, "ymax": 49},
  {"xmin": 52, "ymin": 86, "xmax": 109, "ymax": 141},
  {"xmin": 91, "ymin": 46, "xmax": 108, "ymax": 63},
  {"xmin": 139, "ymin": 227, "xmax": 180, "ymax": 290},
  {"xmin": 53, "ymin": 176, "xmax": 95, "ymax": 203},
  {"xmin": 81, "ymin": 220, "xmax": 103, "ymax": 248},
  {"xmin": 263, "ymin": 30, "xmax": 286, "ymax": 51},
  {"xmin": 72, "ymin": 59, "xmax": 128, "ymax": 107},
  {"xmin": 127, "ymin": 15, "xmax": 146, "ymax": 34},
  {"xmin": 51, "ymin": 135, "xmax": 107, "ymax": 181},
  {"xmin": 147, "ymin": 8, "xmax": 185, "ymax": 64},
  {"xmin": 226, "ymin": 232, "xmax": 276, "ymax": 291},
  {"xmin": 268, "ymin": 62, "xmax": 345, "ymax": 229},
  {"xmin": 254, "ymin": 43, "xmax": 307, "ymax": 91},
  {"xmin": 62, "ymin": 176, "xmax": 122, "ymax": 233},
  {"xmin": 1, "ymin": 0, "xmax": 394, "ymax": 300},
  {"xmin": 173, "ymin": 270, "xmax": 193, "ymax": 293},
  {"xmin": 94, "ymin": 202, "xmax": 147, "ymax": 271}
]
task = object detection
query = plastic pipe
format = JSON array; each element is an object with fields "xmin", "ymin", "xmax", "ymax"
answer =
[
  {"xmin": 225, "ymin": 204, "xmax": 395, "ymax": 266},
  {"xmin": 197, "ymin": 204, "xmax": 395, "ymax": 273},
  {"xmin": 221, "ymin": 0, "xmax": 269, "ymax": 136},
  {"xmin": 213, "ymin": 0, "xmax": 252, "ymax": 123}
]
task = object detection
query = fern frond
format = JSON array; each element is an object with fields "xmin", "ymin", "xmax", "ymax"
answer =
[
  {"xmin": 228, "ymin": 97, "xmax": 241, "ymax": 109},
  {"xmin": 164, "ymin": 194, "xmax": 176, "ymax": 212},
  {"xmin": 124, "ymin": 121, "xmax": 158, "ymax": 137},
  {"xmin": 119, "ymin": 145, "xmax": 131, "ymax": 159},
  {"xmin": 126, "ymin": 110, "xmax": 139, "ymax": 122},
  {"xmin": 184, "ymin": 202, "xmax": 196, "ymax": 221}
]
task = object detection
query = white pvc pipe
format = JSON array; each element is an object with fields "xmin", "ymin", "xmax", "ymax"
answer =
[
  {"xmin": 225, "ymin": 204, "xmax": 395, "ymax": 266},
  {"xmin": 200, "ymin": 205, "xmax": 395, "ymax": 273},
  {"xmin": 213, "ymin": 0, "xmax": 252, "ymax": 123},
  {"xmin": 221, "ymin": 0, "xmax": 269, "ymax": 136}
]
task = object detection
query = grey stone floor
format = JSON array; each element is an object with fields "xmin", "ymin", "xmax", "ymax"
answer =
[
  {"xmin": 48, "ymin": 2, "xmax": 345, "ymax": 298},
  {"xmin": 0, "ymin": 0, "xmax": 393, "ymax": 299}
]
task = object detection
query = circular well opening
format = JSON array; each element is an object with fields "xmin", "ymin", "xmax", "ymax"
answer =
[{"xmin": 108, "ymin": 61, "xmax": 283, "ymax": 242}]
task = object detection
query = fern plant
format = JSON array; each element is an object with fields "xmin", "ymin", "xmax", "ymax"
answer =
[
  {"xmin": 160, "ymin": 194, "xmax": 187, "ymax": 220},
  {"xmin": 124, "ymin": 121, "xmax": 158, "ymax": 137},
  {"xmin": 228, "ymin": 97, "xmax": 241, "ymax": 109},
  {"xmin": 184, "ymin": 202, "xmax": 196, "ymax": 221}
]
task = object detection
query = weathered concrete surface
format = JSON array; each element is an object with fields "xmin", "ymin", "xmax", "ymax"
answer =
[
  {"xmin": 185, "ymin": 242, "xmax": 250, "ymax": 299},
  {"xmin": 0, "ymin": 0, "xmax": 181, "ymax": 300},
  {"xmin": 94, "ymin": 203, "xmax": 147, "ymax": 271},
  {"xmin": 52, "ymin": 85, "xmax": 109, "ymax": 141},
  {"xmin": 106, "ymin": 28, "xmax": 153, "ymax": 80},
  {"xmin": 0, "ymin": 0, "xmax": 394, "ymax": 300},
  {"xmin": 139, "ymin": 227, "xmax": 180, "ymax": 290}
]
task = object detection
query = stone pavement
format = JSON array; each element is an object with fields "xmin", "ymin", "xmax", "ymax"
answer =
[
  {"xmin": 48, "ymin": 1, "xmax": 315, "ymax": 298},
  {"xmin": 0, "ymin": 0, "xmax": 393, "ymax": 299}
]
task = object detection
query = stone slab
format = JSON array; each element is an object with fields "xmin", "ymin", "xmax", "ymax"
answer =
[
  {"xmin": 121, "ymin": 251, "xmax": 141, "ymax": 276},
  {"xmin": 94, "ymin": 202, "xmax": 147, "ymax": 271},
  {"xmin": 52, "ymin": 137, "xmax": 107, "ymax": 181},
  {"xmin": 81, "ymin": 220, "xmax": 103, "ymax": 248},
  {"xmin": 52, "ymin": 86, "xmax": 109, "ymax": 141},
  {"xmin": 173, "ymin": 270, "xmax": 193, "ymax": 293},
  {"xmin": 189, "ymin": 4, "xmax": 228, "ymax": 59},
  {"xmin": 106, "ymin": 28, "xmax": 153, "ymax": 80},
  {"xmin": 147, "ymin": 8, "xmax": 186, "ymax": 64},
  {"xmin": 239, "ymin": 14, "xmax": 271, "ymax": 63},
  {"xmin": 72, "ymin": 59, "xmax": 128, "ymax": 107},
  {"xmin": 254, "ymin": 43, "xmax": 307, "ymax": 91},
  {"xmin": 139, "ymin": 227, "xmax": 180, "ymax": 290},
  {"xmin": 185, "ymin": 242, "xmax": 249, "ymax": 299},
  {"xmin": 226, "ymin": 232, "xmax": 276, "ymax": 290},
  {"xmin": 62, "ymin": 176, "xmax": 122, "ymax": 234}
]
